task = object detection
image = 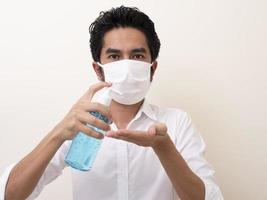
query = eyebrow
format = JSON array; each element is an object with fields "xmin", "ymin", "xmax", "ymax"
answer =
[
  {"xmin": 105, "ymin": 47, "xmax": 147, "ymax": 54},
  {"xmin": 131, "ymin": 48, "xmax": 147, "ymax": 54},
  {"xmin": 105, "ymin": 48, "xmax": 121, "ymax": 54}
]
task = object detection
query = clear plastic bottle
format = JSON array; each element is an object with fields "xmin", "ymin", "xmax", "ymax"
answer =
[{"xmin": 65, "ymin": 89, "xmax": 111, "ymax": 171}]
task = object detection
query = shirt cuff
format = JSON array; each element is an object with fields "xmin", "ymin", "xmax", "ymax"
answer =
[
  {"xmin": 0, "ymin": 163, "xmax": 16, "ymax": 200},
  {"xmin": 204, "ymin": 180, "xmax": 224, "ymax": 200}
]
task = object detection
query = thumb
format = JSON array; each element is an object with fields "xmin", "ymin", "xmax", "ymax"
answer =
[
  {"xmin": 80, "ymin": 82, "xmax": 112, "ymax": 101},
  {"xmin": 152, "ymin": 123, "xmax": 167, "ymax": 136}
]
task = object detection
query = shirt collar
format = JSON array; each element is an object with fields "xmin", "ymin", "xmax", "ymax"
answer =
[
  {"xmin": 112, "ymin": 99, "xmax": 158, "ymax": 130},
  {"xmin": 137, "ymin": 99, "xmax": 158, "ymax": 122}
]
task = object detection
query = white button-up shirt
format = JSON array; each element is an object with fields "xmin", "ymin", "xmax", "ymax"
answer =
[{"xmin": 0, "ymin": 100, "xmax": 223, "ymax": 200}]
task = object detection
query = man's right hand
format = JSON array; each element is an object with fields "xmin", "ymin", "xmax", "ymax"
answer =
[
  {"xmin": 4, "ymin": 82, "xmax": 112, "ymax": 200},
  {"xmin": 52, "ymin": 81, "xmax": 112, "ymax": 142}
]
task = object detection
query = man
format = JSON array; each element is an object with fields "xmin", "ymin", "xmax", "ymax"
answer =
[{"xmin": 0, "ymin": 6, "xmax": 223, "ymax": 200}]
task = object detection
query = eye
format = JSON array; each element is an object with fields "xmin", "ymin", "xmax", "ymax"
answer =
[
  {"xmin": 133, "ymin": 54, "xmax": 145, "ymax": 60},
  {"xmin": 108, "ymin": 54, "xmax": 120, "ymax": 60}
]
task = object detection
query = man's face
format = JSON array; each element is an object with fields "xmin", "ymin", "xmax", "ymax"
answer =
[
  {"xmin": 93, "ymin": 27, "xmax": 157, "ymax": 81},
  {"xmin": 100, "ymin": 27, "xmax": 152, "ymax": 64}
]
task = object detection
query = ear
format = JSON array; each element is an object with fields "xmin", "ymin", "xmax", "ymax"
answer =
[
  {"xmin": 92, "ymin": 62, "xmax": 105, "ymax": 81},
  {"xmin": 150, "ymin": 61, "xmax": 158, "ymax": 82}
]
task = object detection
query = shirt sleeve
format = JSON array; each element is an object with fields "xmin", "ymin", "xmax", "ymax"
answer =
[
  {"xmin": 0, "ymin": 163, "xmax": 16, "ymax": 200},
  {"xmin": 0, "ymin": 141, "xmax": 70, "ymax": 200},
  {"xmin": 175, "ymin": 111, "xmax": 224, "ymax": 200}
]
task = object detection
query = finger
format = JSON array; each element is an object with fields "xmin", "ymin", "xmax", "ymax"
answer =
[
  {"xmin": 76, "ymin": 101, "xmax": 112, "ymax": 120},
  {"xmin": 106, "ymin": 131, "xmax": 140, "ymax": 144},
  {"xmin": 116, "ymin": 136, "xmax": 140, "ymax": 145},
  {"xmin": 152, "ymin": 123, "xmax": 167, "ymax": 135},
  {"xmin": 106, "ymin": 130, "xmax": 118, "ymax": 137},
  {"xmin": 113, "ymin": 129, "xmax": 151, "ymax": 141},
  {"xmin": 88, "ymin": 102, "xmax": 112, "ymax": 119},
  {"xmin": 148, "ymin": 126, "xmax": 156, "ymax": 136},
  {"xmin": 77, "ymin": 112, "xmax": 110, "ymax": 131},
  {"xmin": 116, "ymin": 129, "xmax": 147, "ymax": 137},
  {"xmin": 86, "ymin": 82, "xmax": 112, "ymax": 101},
  {"xmin": 77, "ymin": 121, "xmax": 104, "ymax": 139}
]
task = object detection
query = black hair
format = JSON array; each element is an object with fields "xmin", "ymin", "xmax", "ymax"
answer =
[{"xmin": 89, "ymin": 6, "xmax": 161, "ymax": 62}]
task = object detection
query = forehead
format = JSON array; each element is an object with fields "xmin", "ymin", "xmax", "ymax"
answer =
[{"xmin": 102, "ymin": 27, "xmax": 149, "ymax": 52}]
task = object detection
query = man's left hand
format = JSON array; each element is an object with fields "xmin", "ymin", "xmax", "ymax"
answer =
[{"xmin": 106, "ymin": 123, "xmax": 170, "ymax": 148}]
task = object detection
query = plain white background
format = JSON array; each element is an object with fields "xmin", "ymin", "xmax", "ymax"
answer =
[{"xmin": 0, "ymin": 0, "xmax": 266, "ymax": 199}]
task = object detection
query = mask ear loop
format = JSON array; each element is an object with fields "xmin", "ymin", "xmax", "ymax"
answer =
[
  {"xmin": 98, "ymin": 62, "xmax": 122, "ymax": 95},
  {"xmin": 96, "ymin": 62, "xmax": 105, "ymax": 82},
  {"xmin": 97, "ymin": 62, "xmax": 104, "ymax": 67},
  {"xmin": 150, "ymin": 62, "xmax": 155, "ymax": 82}
]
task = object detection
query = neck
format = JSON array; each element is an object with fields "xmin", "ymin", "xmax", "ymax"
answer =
[{"xmin": 110, "ymin": 99, "xmax": 144, "ymax": 129}]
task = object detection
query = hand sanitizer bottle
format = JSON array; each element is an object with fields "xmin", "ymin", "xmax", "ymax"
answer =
[{"xmin": 65, "ymin": 89, "xmax": 111, "ymax": 171}]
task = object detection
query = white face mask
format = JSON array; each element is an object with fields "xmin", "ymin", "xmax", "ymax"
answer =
[{"xmin": 97, "ymin": 59, "xmax": 153, "ymax": 105}]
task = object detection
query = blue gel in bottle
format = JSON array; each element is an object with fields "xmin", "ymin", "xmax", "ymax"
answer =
[{"xmin": 65, "ymin": 89, "xmax": 111, "ymax": 171}]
